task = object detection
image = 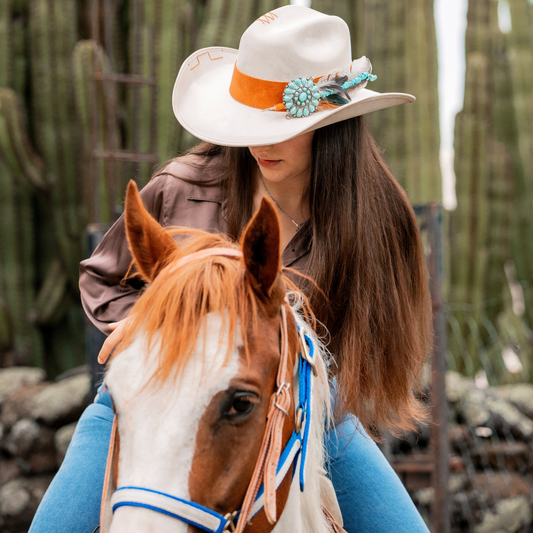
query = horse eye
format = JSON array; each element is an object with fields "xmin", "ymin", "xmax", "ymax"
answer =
[{"xmin": 228, "ymin": 393, "xmax": 257, "ymax": 416}]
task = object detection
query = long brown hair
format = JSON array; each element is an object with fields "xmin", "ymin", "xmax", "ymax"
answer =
[{"xmin": 163, "ymin": 116, "xmax": 432, "ymax": 436}]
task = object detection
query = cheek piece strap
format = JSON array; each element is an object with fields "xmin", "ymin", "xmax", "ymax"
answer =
[{"xmin": 99, "ymin": 250, "xmax": 317, "ymax": 533}]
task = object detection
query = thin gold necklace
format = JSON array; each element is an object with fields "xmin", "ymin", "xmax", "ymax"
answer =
[{"xmin": 258, "ymin": 172, "xmax": 303, "ymax": 231}]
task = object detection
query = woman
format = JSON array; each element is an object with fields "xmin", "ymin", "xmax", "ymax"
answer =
[{"xmin": 30, "ymin": 5, "xmax": 432, "ymax": 533}]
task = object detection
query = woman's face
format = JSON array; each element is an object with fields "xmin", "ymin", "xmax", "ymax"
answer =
[{"xmin": 248, "ymin": 131, "xmax": 315, "ymax": 185}]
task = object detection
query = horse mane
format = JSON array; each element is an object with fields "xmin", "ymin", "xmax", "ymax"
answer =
[
  {"xmin": 290, "ymin": 297, "xmax": 332, "ymax": 533},
  {"xmin": 112, "ymin": 227, "xmax": 314, "ymax": 386}
]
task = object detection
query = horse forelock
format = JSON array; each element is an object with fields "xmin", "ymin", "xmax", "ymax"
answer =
[{"xmin": 112, "ymin": 227, "xmax": 290, "ymax": 386}]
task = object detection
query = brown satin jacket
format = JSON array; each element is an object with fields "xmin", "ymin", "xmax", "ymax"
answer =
[{"xmin": 79, "ymin": 154, "xmax": 312, "ymax": 335}]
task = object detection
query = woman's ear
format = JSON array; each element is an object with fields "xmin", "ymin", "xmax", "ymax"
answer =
[
  {"xmin": 124, "ymin": 180, "xmax": 178, "ymax": 282},
  {"xmin": 241, "ymin": 197, "xmax": 282, "ymax": 298}
]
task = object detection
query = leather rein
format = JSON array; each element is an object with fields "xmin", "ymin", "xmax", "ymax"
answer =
[{"xmin": 99, "ymin": 248, "xmax": 318, "ymax": 533}]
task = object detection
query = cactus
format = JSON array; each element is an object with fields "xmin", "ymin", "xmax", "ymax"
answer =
[
  {"xmin": 448, "ymin": 0, "xmax": 493, "ymax": 373},
  {"xmin": 313, "ymin": 0, "xmax": 441, "ymax": 204},
  {"xmin": 0, "ymin": 157, "xmax": 44, "ymax": 366},
  {"xmin": 72, "ymin": 40, "xmax": 120, "ymax": 224},
  {"xmin": 507, "ymin": 0, "xmax": 533, "ymax": 330},
  {"xmin": 29, "ymin": 0, "xmax": 82, "ymax": 287},
  {"xmin": 0, "ymin": 0, "xmax": 11, "ymax": 87},
  {"xmin": 447, "ymin": 0, "xmax": 525, "ymax": 377},
  {"xmin": 29, "ymin": 257, "xmax": 69, "ymax": 326},
  {"xmin": 0, "ymin": 88, "xmax": 48, "ymax": 190}
]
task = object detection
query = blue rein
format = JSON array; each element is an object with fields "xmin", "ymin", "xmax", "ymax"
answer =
[{"xmin": 110, "ymin": 325, "xmax": 317, "ymax": 533}]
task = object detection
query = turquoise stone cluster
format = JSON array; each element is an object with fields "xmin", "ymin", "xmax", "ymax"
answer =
[{"xmin": 283, "ymin": 77, "xmax": 320, "ymax": 118}]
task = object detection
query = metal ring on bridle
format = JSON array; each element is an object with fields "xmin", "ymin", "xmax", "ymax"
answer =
[
  {"xmin": 274, "ymin": 382, "xmax": 290, "ymax": 415},
  {"xmin": 298, "ymin": 326, "xmax": 317, "ymax": 376},
  {"xmin": 223, "ymin": 510, "xmax": 238, "ymax": 531}
]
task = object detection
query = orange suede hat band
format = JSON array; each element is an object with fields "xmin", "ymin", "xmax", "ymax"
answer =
[{"xmin": 229, "ymin": 63, "xmax": 321, "ymax": 110}]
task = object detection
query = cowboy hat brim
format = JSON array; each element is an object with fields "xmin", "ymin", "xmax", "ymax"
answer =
[{"xmin": 172, "ymin": 47, "xmax": 415, "ymax": 147}]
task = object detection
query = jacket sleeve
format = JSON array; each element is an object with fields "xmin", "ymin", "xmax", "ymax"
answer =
[{"xmin": 79, "ymin": 174, "xmax": 170, "ymax": 335}]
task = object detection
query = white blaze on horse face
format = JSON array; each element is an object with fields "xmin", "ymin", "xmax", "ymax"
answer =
[{"xmin": 105, "ymin": 312, "xmax": 242, "ymax": 533}]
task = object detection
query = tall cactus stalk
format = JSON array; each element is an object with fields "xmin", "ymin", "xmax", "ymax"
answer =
[
  {"xmin": 29, "ymin": 0, "xmax": 82, "ymax": 287},
  {"xmin": 449, "ymin": 0, "xmax": 493, "ymax": 373},
  {"xmin": 448, "ymin": 0, "xmax": 521, "ymax": 377},
  {"xmin": 72, "ymin": 40, "xmax": 120, "ymax": 224},
  {"xmin": 507, "ymin": 0, "xmax": 533, "ymax": 330},
  {"xmin": 0, "ymin": 95, "xmax": 45, "ymax": 367},
  {"xmin": 0, "ymin": 0, "xmax": 11, "ymax": 87},
  {"xmin": 313, "ymin": 0, "xmax": 441, "ymax": 204},
  {"xmin": 0, "ymin": 0, "xmax": 45, "ymax": 367}
]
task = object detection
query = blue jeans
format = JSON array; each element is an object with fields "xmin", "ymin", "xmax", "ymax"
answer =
[{"xmin": 29, "ymin": 391, "xmax": 429, "ymax": 533}]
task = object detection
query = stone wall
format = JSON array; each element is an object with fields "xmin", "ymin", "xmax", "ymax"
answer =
[{"xmin": 0, "ymin": 367, "xmax": 90, "ymax": 533}]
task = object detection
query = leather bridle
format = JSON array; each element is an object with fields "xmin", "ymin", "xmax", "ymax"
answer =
[{"xmin": 99, "ymin": 249, "xmax": 318, "ymax": 533}]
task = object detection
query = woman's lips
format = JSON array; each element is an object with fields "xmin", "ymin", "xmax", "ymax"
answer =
[{"xmin": 257, "ymin": 157, "xmax": 281, "ymax": 169}]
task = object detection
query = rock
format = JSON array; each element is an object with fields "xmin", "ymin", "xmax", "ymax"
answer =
[
  {"xmin": 0, "ymin": 459, "xmax": 22, "ymax": 487},
  {"xmin": 488, "ymin": 396, "xmax": 533, "ymax": 440},
  {"xmin": 463, "ymin": 388, "xmax": 492, "ymax": 427},
  {"xmin": 415, "ymin": 487, "xmax": 434, "ymax": 506},
  {"xmin": 460, "ymin": 387, "xmax": 533, "ymax": 440},
  {"xmin": 0, "ymin": 476, "xmax": 53, "ymax": 532},
  {"xmin": 26, "ymin": 447, "xmax": 58, "ymax": 474},
  {"xmin": 30, "ymin": 373, "xmax": 90, "ymax": 426},
  {"xmin": 0, "ymin": 382, "xmax": 48, "ymax": 427},
  {"xmin": 54, "ymin": 422, "xmax": 77, "ymax": 462},
  {"xmin": 495, "ymin": 384, "xmax": 533, "ymax": 420},
  {"xmin": 474, "ymin": 495, "xmax": 532, "ymax": 533},
  {"xmin": 0, "ymin": 479, "xmax": 30, "ymax": 516},
  {"xmin": 447, "ymin": 371, "xmax": 474, "ymax": 403},
  {"xmin": 0, "ymin": 367, "xmax": 46, "ymax": 405},
  {"xmin": 3, "ymin": 418, "xmax": 41, "ymax": 457},
  {"xmin": 449, "ymin": 473, "xmax": 469, "ymax": 494}
]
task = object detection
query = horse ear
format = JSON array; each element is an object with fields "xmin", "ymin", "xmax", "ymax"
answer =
[
  {"xmin": 124, "ymin": 180, "xmax": 178, "ymax": 282},
  {"xmin": 242, "ymin": 198, "xmax": 282, "ymax": 298}
]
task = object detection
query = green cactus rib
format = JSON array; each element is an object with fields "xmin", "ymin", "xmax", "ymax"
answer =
[
  {"xmin": 0, "ymin": 0, "xmax": 11, "ymax": 87},
  {"xmin": 29, "ymin": 0, "xmax": 81, "ymax": 286},
  {"xmin": 72, "ymin": 40, "xmax": 120, "ymax": 224},
  {"xmin": 0, "ymin": 88, "xmax": 48, "ymax": 190},
  {"xmin": 29, "ymin": 256, "xmax": 69, "ymax": 326},
  {"xmin": 0, "ymin": 296, "xmax": 12, "ymax": 351},
  {"xmin": 11, "ymin": 14, "xmax": 28, "ymax": 98}
]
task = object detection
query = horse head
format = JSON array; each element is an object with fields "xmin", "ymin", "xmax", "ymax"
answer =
[{"xmin": 102, "ymin": 181, "xmax": 332, "ymax": 533}]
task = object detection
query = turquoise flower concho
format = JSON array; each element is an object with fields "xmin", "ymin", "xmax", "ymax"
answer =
[{"xmin": 282, "ymin": 77, "xmax": 320, "ymax": 118}]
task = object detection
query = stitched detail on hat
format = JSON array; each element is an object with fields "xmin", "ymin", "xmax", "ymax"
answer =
[
  {"xmin": 190, "ymin": 51, "xmax": 224, "ymax": 71},
  {"xmin": 256, "ymin": 12, "xmax": 279, "ymax": 25}
]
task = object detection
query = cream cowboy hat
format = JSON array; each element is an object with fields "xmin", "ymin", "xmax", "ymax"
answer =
[{"xmin": 172, "ymin": 5, "xmax": 415, "ymax": 147}]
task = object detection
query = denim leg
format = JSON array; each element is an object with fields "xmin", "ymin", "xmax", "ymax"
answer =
[
  {"xmin": 325, "ymin": 415, "xmax": 430, "ymax": 533},
  {"xmin": 28, "ymin": 391, "xmax": 114, "ymax": 533}
]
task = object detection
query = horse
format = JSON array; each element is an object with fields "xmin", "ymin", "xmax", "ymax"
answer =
[{"xmin": 98, "ymin": 181, "xmax": 343, "ymax": 533}]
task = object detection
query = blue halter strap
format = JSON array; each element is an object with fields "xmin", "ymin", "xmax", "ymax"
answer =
[{"xmin": 110, "ymin": 324, "xmax": 317, "ymax": 533}]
